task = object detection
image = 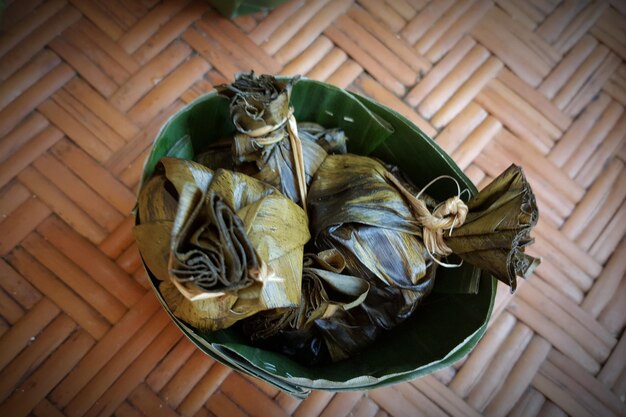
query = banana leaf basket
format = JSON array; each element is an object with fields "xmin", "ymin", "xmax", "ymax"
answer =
[{"xmin": 138, "ymin": 78, "xmax": 496, "ymax": 398}]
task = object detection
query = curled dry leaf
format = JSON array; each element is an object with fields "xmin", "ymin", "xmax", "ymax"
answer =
[
  {"xmin": 216, "ymin": 72, "xmax": 297, "ymax": 137},
  {"xmin": 242, "ymin": 249, "xmax": 370, "ymax": 364},
  {"xmin": 297, "ymin": 122, "xmax": 348, "ymax": 155}
]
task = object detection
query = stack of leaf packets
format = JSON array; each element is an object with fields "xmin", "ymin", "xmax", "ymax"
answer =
[{"xmin": 135, "ymin": 73, "xmax": 540, "ymax": 394}]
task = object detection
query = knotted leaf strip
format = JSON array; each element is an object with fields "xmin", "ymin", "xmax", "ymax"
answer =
[{"xmin": 303, "ymin": 155, "xmax": 540, "ymax": 363}]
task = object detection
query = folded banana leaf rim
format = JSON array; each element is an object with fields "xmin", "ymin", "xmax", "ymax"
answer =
[
  {"xmin": 138, "ymin": 78, "xmax": 496, "ymax": 394},
  {"xmin": 207, "ymin": 0, "xmax": 291, "ymax": 19}
]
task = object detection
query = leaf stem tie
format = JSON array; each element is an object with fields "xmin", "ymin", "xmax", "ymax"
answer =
[
  {"xmin": 236, "ymin": 109, "xmax": 307, "ymax": 211},
  {"xmin": 286, "ymin": 110, "xmax": 307, "ymax": 211},
  {"xmin": 385, "ymin": 173, "xmax": 469, "ymax": 268}
]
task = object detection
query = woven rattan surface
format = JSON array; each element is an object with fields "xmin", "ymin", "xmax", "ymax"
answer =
[{"xmin": 0, "ymin": 1, "xmax": 625, "ymax": 416}]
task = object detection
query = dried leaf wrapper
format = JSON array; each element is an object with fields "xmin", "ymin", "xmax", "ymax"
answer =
[
  {"xmin": 445, "ymin": 164, "xmax": 540, "ymax": 292},
  {"xmin": 134, "ymin": 158, "xmax": 310, "ymax": 330},
  {"xmin": 309, "ymin": 154, "xmax": 434, "ymax": 289}
]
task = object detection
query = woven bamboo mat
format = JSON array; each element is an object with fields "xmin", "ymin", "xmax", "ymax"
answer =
[{"xmin": 0, "ymin": 0, "xmax": 625, "ymax": 416}]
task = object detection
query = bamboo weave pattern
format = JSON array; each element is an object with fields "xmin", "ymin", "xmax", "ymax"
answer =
[{"xmin": 0, "ymin": 1, "xmax": 625, "ymax": 416}]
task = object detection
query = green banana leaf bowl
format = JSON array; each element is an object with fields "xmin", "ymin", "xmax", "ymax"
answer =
[{"xmin": 138, "ymin": 78, "xmax": 496, "ymax": 398}]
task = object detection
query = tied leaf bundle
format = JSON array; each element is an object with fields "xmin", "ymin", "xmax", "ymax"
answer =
[
  {"xmin": 304, "ymin": 154, "xmax": 540, "ymax": 359},
  {"xmin": 305, "ymin": 155, "xmax": 439, "ymax": 356},
  {"xmin": 309, "ymin": 154, "xmax": 540, "ymax": 290},
  {"xmin": 215, "ymin": 72, "xmax": 331, "ymax": 206},
  {"xmin": 134, "ymin": 158, "xmax": 310, "ymax": 331},
  {"xmin": 194, "ymin": 122, "xmax": 347, "ymax": 192}
]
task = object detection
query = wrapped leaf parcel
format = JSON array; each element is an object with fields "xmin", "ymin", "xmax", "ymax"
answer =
[
  {"xmin": 214, "ymin": 73, "xmax": 315, "ymax": 206},
  {"xmin": 309, "ymin": 155, "xmax": 539, "ymax": 290},
  {"xmin": 303, "ymin": 154, "xmax": 441, "ymax": 360},
  {"xmin": 134, "ymin": 158, "xmax": 309, "ymax": 330}
]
